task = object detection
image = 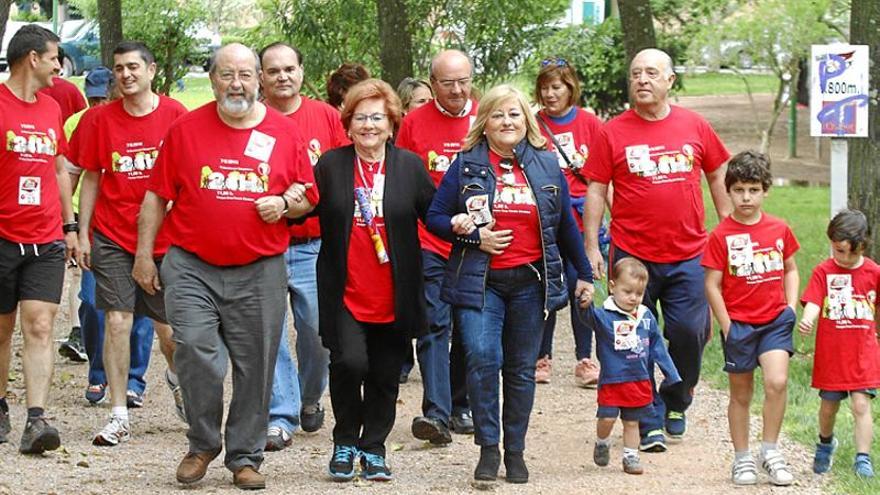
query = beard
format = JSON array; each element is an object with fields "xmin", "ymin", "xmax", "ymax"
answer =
[{"xmin": 216, "ymin": 88, "xmax": 256, "ymax": 117}]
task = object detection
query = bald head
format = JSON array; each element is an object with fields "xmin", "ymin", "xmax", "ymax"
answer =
[
  {"xmin": 430, "ymin": 50, "xmax": 472, "ymax": 80},
  {"xmin": 430, "ymin": 50, "xmax": 473, "ymax": 115},
  {"xmin": 210, "ymin": 43, "xmax": 260, "ymax": 76},
  {"xmin": 630, "ymin": 48, "xmax": 674, "ymax": 78}
]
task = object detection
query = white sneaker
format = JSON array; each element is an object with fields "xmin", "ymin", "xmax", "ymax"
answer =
[
  {"xmin": 731, "ymin": 457, "xmax": 758, "ymax": 485},
  {"xmin": 165, "ymin": 369, "xmax": 187, "ymax": 423},
  {"xmin": 93, "ymin": 414, "xmax": 131, "ymax": 446},
  {"xmin": 761, "ymin": 450, "xmax": 794, "ymax": 486}
]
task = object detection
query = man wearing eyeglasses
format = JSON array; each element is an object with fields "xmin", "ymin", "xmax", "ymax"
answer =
[
  {"xmin": 584, "ymin": 48, "xmax": 732, "ymax": 453},
  {"xmin": 396, "ymin": 49, "xmax": 476, "ymax": 445},
  {"xmin": 134, "ymin": 43, "xmax": 318, "ymax": 490},
  {"xmin": 257, "ymin": 42, "xmax": 348, "ymax": 451}
]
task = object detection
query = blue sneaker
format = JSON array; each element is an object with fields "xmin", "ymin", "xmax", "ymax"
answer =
[
  {"xmin": 328, "ymin": 445, "xmax": 359, "ymax": 481},
  {"xmin": 665, "ymin": 411, "xmax": 686, "ymax": 439},
  {"xmin": 360, "ymin": 452, "xmax": 393, "ymax": 481},
  {"xmin": 639, "ymin": 429, "xmax": 667, "ymax": 453},
  {"xmin": 854, "ymin": 455, "xmax": 874, "ymax": 478},
  {"xmin": 812, "ymin": 438, "xmax": 838, "ymax": 474}
]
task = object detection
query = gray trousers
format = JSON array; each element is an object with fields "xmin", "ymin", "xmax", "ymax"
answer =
[{"xmin": 161, "ymin": 247, "xmax": 286, "ymax": 471}]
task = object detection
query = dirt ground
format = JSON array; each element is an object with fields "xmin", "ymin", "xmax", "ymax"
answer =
[{"xmin": 0, "ymin": 95, "xmax": 833, "ymax": 494}]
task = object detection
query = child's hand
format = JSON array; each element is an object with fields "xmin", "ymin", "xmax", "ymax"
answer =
[{"xmin": 798, "ymin": 318, "xmax": 815, "ymax": 335}]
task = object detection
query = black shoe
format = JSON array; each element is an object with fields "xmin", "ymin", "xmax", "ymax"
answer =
[
  {"xmin": 474, "ymin": 445, "xmax": 501, "ymax": 481},
  {"xmin": 19, "ymin": 416, "xmax": 61, "ymax": 454},
  {"xmin": 450, "ymin": 410, "xmax": 474, "ymax": 435},
  {"xmin": 411, "ymin": 416, "xmax": 452, "ymax": 445},
  {"xmin": 58, "ymin": 327, "xmax": 88, "ymax": 362},
  {"xmin": 504, "ymin": 451, "xmax": 529, "ymax": 484},
  {"xmin": 0, "ymin": 408, "xmax": 10, "ymax": 444},
  {"xmin": 301, "ymin": 404, "xmax": 325, "ymax": 433}
]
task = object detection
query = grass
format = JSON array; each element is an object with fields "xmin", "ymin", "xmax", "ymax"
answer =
[
  {"xmin": 699, "ymin": 185, "xmax": 879, "ymax": 494},
  {"xmin": 676, "ymin": 72, "xmax": 778, "ymax": 97}
]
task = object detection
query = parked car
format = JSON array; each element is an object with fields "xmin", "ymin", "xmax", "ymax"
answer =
[
  {"xmin": 0, "ymin": 21, "xmax": 54, "ymax": 72},
  {"xmin": 59, "ymin": 20, "xmax": 100, "ymax": 76}
]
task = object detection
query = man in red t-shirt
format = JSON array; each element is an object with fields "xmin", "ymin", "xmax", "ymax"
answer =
[
  {"xmin": 0, "ymin": 24, "xmax": 78, "ymax": 454},
  {"xmin": 258, "ymin": 42, "xmax": 349, "ymax": 449},
  {"xmin": 584, "ymin": 48, "xmax": 732, "ymax": 451},
  {"xmin": 133, "ymin": 43, "xmax": 317, "ymax": 490},
  {"xmin": 39, "ymin": 75, "xmax": 87, "ymax": 124},
  {"xmin": 70, "ymin": 41, "xmax": 189, "ymax": 447},
  {"xmin": 396, "ymin": 49, "xmax": 476, "ymax": 443}
]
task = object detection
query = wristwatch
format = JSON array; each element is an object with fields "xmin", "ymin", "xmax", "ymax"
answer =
[{"xmin": 62, "ymin": 222, "xmax": 79, "ymax": 234}]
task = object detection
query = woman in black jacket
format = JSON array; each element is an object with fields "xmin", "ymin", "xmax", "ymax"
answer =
[{"xmin": 311, "ymin": 78, "xmax": 435, "ymax": 482}]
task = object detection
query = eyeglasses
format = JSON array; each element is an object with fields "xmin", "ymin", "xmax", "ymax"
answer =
[
  {"xmin": 541, "ymin": 58, "xmax": 568, "ymax": 68},
  {"xmin": 352, "ymin": 113, "xmax": 387, "ymax": 124},
  {"xmin": 217, "ymin": 70, "xmax": 255, "ymax": 82},
  {"xmin": 433, "ymin": 77, "xmax": 471, "ymax": 89}
]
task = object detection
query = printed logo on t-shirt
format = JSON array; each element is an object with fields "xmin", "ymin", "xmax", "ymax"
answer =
[
  {"xmin": 553, "ymin": 131, "xmax": 588, "ymax": 171},
  {"xmin": 6, "ymin": 127, "xmax": 58, "ymax": 158},
  {"xmin": 111, "ymin": 147, "xmax": 158, "ymax": 176},
  {"xmin": 824, "ymin": 274, "xmax": 876, "ymax": 324},
  {"xmin": 494, "ymin": 184, "xmax": 536, "ymax": 211},
  {"xmin": 725, "ymin": 233, "xmax": 784, "ymax": 279},
  {"xmin": 624, "ymin": 143, "xmax": 695, "ymax": 184},
  {"xmin": 200, "ymin": 160, "xmax": 270, "ymax": 199},
  {"xmin": 427, "ymin": 151, "xmax": 452, "ymax": 173},
  {"xmin": 307, "ymin": 138, "xmax": 322, "ymax": 166}
]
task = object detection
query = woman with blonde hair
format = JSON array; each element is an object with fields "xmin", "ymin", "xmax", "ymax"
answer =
[{"xmin": 426, "ymin": 84, "xmax": 594, "ymax": 484}]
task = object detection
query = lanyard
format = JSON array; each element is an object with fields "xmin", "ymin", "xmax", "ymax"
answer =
[{"xmin": 356, "ymin": 155, "xmax": 385, "ymax": 192}]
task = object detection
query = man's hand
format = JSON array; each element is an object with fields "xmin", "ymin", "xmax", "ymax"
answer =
[
  {"xmin": 64, "ymin": 232, "xmax": 79, "ymax": 265},
  {"xmin": 478, "ymin": 219, "xmax": 512, "ymax": 255},
  {"xmin": 77, "ymin": 235, "xmax": 92, "ymax": 270},
  {"xmin": 574, "ymin": 280, "xmax": 595, "ymax": 309},
  {"xmin": 255, "ymin": 195, "xmax": 287, "ymax": 223},
  {"xmin": 285, "ymin": 182, "xmax": 313, "ymax": 204},
  {"xmin": 586, "ymin": 246, "xmax": 606, "ymax": 281},
  {"xmin": 451, "ymin": 213, "xmax": 476, "ymax": 235},
  {"xmin": 132, "ymin": 255, "xmax": 162, "ymax": 295}
]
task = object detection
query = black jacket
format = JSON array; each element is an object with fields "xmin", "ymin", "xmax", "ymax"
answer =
[{"xmin": 312, "ymin": 143, "xmax": 435, "ymax": 351}]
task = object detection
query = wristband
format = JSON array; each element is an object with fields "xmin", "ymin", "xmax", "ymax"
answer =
[
  {"xmin": 62, "ymin": 222, "xmax": 79, "ymax": 234},
  {"xmin": 280, "ymin": 195, "xmax": 290, "ymax": 214}
]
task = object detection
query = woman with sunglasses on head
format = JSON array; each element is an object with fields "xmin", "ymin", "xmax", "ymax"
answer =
[
  {"xmin": 426, "ymin": 84, "xmax": 594, "ymax": 484},
  {"xmin": 533, "ymin": 56, "xmax": 606, "ymax": 388},
  {"xmin": 311, "ymin": 79, "xmax": 436, "ymax": 482}
]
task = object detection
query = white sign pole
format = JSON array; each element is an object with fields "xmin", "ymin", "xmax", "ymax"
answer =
[{"xmin": 830, "ymin": 138, "xmax": 848, "ymax": 216}]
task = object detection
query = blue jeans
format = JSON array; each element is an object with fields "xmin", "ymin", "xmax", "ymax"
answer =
[
  {"xmin": 79, "ymin": 269, "xmax": 154, "ymax": 394},
  {"xmin": 539, "ymin": 254, "xmax": 593, "ymax": 360},
  {"xmin": 268, "ymin": 240, "xmax": 329, "ymax": 433},
  {"xmin": 454, "ymin": 265, "xmax": 544, "ymax": 452},
  {"xmin": 611, "ymin": 245, "xmax": 710, "ymax": 437}
]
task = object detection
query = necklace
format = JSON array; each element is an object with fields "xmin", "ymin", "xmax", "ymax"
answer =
[
  {"xmin": 356, "ymin": 155, "xmax": 385, "ymax": 193},
  {"xmin": 498, "ymin": 158, "xmax": 516, "ymax": 186}
]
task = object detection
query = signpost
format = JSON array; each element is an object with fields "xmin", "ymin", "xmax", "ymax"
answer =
[{"xmin": 809, "ymin": 44, "xmax": 870, "ymax": 216}]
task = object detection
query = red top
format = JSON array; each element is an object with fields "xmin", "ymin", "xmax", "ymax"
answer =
[
  {"xmin": 802, "ymin": 257, "xmax": 880, "ymax": 391},
  {"xmin": 536, "ymin": 107, "xmax": 603, "ymax": 198},
  {"xmin": 344, "ymin": 158, "xmax": 395, "ymax": 323},
  {"xmin": 488, "ymin": 150, "xmax": 542, "ymax": 270},
  {"xmin": 584, "ymin": 106, "xmax": 730, "ymax": 262},
  {"xmin": 598, "ymin": 380, "xmax": 653, "ymax": 408},
  {"xmin": 148, "ymin": 103, "xmax": 318, "ymax": 266},
  {"xmin": 285, "ymin": 96, "xmax": 349, "ymax": 240},
  {"xmin": 396, "ymin": 100, "xmax": 478, "ymax": 258},
  {"xmin": 0, "ymin": 84, "xmax": 69, "ymax": 244},
  {"xmin": 74, "ymin": 96, "xmax": 188, "ymax": 255},
  {"xmin": 702, "ymin": 213, "xmax": 799, "ymax": 324},
  {"xmin": 39, "ymin": 77, "xmax": 87, "ymax": 124}
]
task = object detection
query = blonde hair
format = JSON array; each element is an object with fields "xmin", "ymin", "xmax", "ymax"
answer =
[{"xmin": 464, "ymin": 84, "xmax": 547, "ymax": 151}]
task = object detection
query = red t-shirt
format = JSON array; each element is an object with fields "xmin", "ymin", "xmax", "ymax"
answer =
[
  {"xmin": 598, "ymin": 379, "xmax": 653, "ymax": 408},
  {"xmin": 702, "ymin": 213, "xmax": 799, "ymax": 324},
  {"xmin": 0, "ymin": 84, "xmax": 69, "ymax": 244},
  {"xmin": 536, "ymin": 107, "xmax": 602, "ymax": 198},
  {"xmin": 802, "ymin": 257, "xmax": 880, "ymax": 391},
  {"xmin": 396, "ymin": 100, "xmax": 478, "ymax": 258},
  {"xmin": 285, "ymin": 96, "xmax": 349, "ymax": 240},
  {"xmin": 74, "ymin": 96, "xmax": 188, "ymax": 255},
  {"xmin": 39, "ymin": 77, "xmax": 87, "ymax": 123},
  {"xmin": 148, "ymin": 103, "xmax": 318, "ymax": 266},
  {"xmin": 487, "ymin": 150, "xmax": 542, "ymax": 270},
  {"xmin": 344, "ymin": 158, "xmax": 395, "ymax": 323},
  {"xmin": 585, "ymin": 106, "xmax": 730, "ymax": 262}
]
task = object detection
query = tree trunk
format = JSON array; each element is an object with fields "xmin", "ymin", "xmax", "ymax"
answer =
[
  {"xmin": 848, "ymin": 0, "xmax": 880, "ymax": 259},
  {"xmin": 97, "ymin": 0, "xmax": 123, "ymax": 68},
  {"xmin": 0, "ymin": 0, "xmax": 13, "ymax": 57},
  {"xmin": 375, "ymin": 0, "xmax": 412, "ymax": 89},
  {"xmin": 617, "ymin": 0, "xmax": 656, "ymax": 65}
]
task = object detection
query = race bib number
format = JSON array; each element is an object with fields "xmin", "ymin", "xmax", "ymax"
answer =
[
  {"xmin": 465, "ymin": 194, "xmax": 493, "ymax": 227},
  {"xmin": 18, "ymin": 176, "xmax": 41, "ymax": 206},
  {"xmin": 827, "ymin": 274, "xmax": 854, "ymax": 320},
  {"xmin": 244, "ymin": 130, "xmax": 276, "ymax": 162},
  {"xmin": 625, "ymin": 144, "xmax": 654, "ymax": 176},
  {"xmin": 372, "ymin": 173, "xmax": 385, "ymax": 203},
  {"xmin": 726, "ymin": 233, "xmax": 754, "ymax": 276},
  {"xmin": 613, "ymin": 320, "xmax": 640, "ymax": 351}
]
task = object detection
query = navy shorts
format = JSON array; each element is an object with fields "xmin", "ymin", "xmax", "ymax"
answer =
[
  {"xmin": 596, "ymin": 404, "xmax": 652, "ymax": 421},
  {"xmin": 0, "ymin": 237, "xmax": 66, "ymax": 313},
  {"xmin": 819, "ymin": 389, "xmax": 877, "ymax": 401},
  {"xmin": 722, "ymin": 307, "xmax": 796, "ymax": 373}
]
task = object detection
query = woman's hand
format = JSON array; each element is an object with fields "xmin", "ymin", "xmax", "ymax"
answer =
[
  {"xmin": 574, "ymin": 280, "xmax": 594, "ymax": 308},
  {"xmin": 451, "ymin": 213, "xmax": 476, "ymax": 235},
  {"xmin": 478, "ymin": 219, "xmax": 512, "ymax": 255}
]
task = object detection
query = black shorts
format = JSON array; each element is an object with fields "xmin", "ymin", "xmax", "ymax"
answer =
[
  {"xmin": 0, "ymin": 237, "xmax": 66, "ymax": 313},
  {"xmin": 596, "ymin": 404, "xmax": 653, "ymax": 421},
  {"xmin": 722, "ymin": 307, "xmax": 796, "ymax": 373},
  {"xmin": 819, "ymin": 389, "xmax": 877, "ymax": 401},
  {"xmin": 91, "ymin": 230, "xmax": 167, "ymax": 323}
]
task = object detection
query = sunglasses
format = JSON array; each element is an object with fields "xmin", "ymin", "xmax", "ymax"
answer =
[{"xmin": 541, "ymin": 58, "xmax": 568, "ymax": 68}]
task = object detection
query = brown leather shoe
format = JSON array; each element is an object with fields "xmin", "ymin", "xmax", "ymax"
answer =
[
  {"xmin": 176, "ymin": 449, "xmax": 221, "ymax": 484},
  {"xmin": 233, "ymin": 466, "xmax": 266, "ymax": 490}
]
